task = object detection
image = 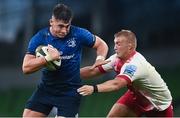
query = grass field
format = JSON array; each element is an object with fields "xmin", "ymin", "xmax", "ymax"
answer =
[{"xmin": 0, "ymin": 67, "xmax": 180, "ymax": 116}]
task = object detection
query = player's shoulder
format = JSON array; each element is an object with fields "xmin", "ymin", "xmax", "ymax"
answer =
[
  {"xmin": 71, "ymin": 25, "xmax": 88, "ymax": 31},
  {"xmin": 123, "ymin": 52, "xmax": 141, "ymax": 66},
  {"xmin": 30, "ymin": 27, "xmax": 49, "ymax": 44},
  {"xmin": 70, "ymin": 25, "xmax": 91, "ymax": 35},
  {"xmin": 133, "ymin": 52, "xmax": 147, "ymax": 63},
  {"xmin": 31, "ymin": 27, "xmax": 49, "ymax": 39},
  {"xmin": 127, "ymin": 52, "xmax": 148, "ymax": 69},
  {"xmin": 37, "ymin": 27, "xmax": 49, "ymax": 36}
]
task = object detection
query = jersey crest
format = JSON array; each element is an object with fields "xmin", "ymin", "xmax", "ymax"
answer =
[{"xmin": 67, "ymin": 38, "xmax": 76, "ymax": 47}]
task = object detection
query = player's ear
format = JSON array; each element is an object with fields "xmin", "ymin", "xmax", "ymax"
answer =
[
  {"xmin": 128, "ymin": 43, "xmax": 132, "ymax": 50},
  {"xmin": 49, "ymin": 19, "xmax": 53, "ymax": 25}
]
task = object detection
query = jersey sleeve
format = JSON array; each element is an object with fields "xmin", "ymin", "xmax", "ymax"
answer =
[
  {"xmin": 115, "ymin": 62, "xmax": 138, "ymax": 85},
  {"xmin": 78, "ymin": 28, "xmax": 96, "ymax": 47},
  {"xmin": 27, "ymin": 32, "xmax": 45, "ymax": 55},
  {"xmin": 98, "ymin": 54, "xmax": 116, "ymax": 73},
  {"xmin": 116, "ymin": 61, "xmax": 146, "ymax": 85}
]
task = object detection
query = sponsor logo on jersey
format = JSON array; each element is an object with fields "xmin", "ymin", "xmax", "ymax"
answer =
[
  {"xmin": 61, "ymin": 54, "xmax": 75, "ymax": 60},
  {"xmin": 59, "ymin": 51, "xmax": 74, "ymax": 60},
  {"xmin": 123, "ymin": 65, "xmax": 137, "ymax": 77}
]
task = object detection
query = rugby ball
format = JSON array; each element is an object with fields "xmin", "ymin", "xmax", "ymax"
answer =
[{"xmin": 35, "ymin": 45, "xmax": 61, "ymax": 70}]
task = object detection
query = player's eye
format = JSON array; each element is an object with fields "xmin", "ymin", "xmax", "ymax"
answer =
[
  {"xmin": 58, "ymin": 25, "xmax": 64, "ymax": 28},
  {"xmin": 58, "ymin": 24, "xmax": 70, "ymax": 29}
]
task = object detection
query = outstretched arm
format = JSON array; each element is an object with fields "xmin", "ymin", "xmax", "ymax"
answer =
[
  {"xmin": 80, "ymin": 66, "xmax": 103, "ymax": 79},
  {"xmin": 77, "ymin": 78, "xmax": 128, "ymax": 96}
]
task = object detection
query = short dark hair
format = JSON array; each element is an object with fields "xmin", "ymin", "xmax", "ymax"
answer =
[{"xmin": 52, "ymin": 4, "xmax": 73, "ymax": 23}]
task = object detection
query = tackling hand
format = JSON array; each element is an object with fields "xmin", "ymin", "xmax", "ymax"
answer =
[
  {"xmin": 91, "ymin": 59, "xmax": 111, "ymax": 69},
  {"xmin": 77, "ymin": 85, "xmax": 94, "ymax": 96}
]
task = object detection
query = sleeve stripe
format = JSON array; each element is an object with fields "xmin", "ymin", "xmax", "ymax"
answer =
[
  {"xmin": 116, "ymin": 75, "xmax": 132, "ymax": 85},
  {"xmin": 98, "ymin": 66, "xmax": 107, "ymax": 73},
  {"xmin": 26, "ymin": 52, "xmax": 35, "ymax": 55},
  {"xmin": 91, "ymin": 35, "xmax": 96, "ymax": 47}
]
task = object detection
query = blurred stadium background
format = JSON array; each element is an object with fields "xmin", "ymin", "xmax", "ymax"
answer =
[{"xmin": 0, "ymin": 0, "xmax": 180, "ymax": 116}]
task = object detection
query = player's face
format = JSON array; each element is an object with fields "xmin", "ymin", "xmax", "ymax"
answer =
[
  {"xmin": 50, "ymin": 17, "xmax": 71, "ymax": 38},
  {"xmin": 114, "ymin": 36, "xmax": 130, "ymax": 59}
]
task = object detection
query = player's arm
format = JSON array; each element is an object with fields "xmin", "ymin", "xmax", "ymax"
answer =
[
  {"xmin": 80, "ymin": 66, "xmax": 103, "ymax": 79},
  {"xmin": 96, "ymin": 78, "xmax": 128, "ymax": 92},
  {"xmin": 22, "ymin": 45, "xmax": 60, "ymax": 74},
  {"xmin": 77, "ymin": 77, "xmax": 128, "ymax": 96},
  {"xmin": 91, "ymin": 35, "xmax": 109, "ymax": 68},
  {"xmin": 22, "ymin": 54, "xmax": 47, "ymax": 74}
]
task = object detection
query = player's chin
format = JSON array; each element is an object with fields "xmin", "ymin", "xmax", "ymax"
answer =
[
  {"xmin": 116, "ymin": 53, "xmax": 122, "ymax": 58},
  {"xmin": 57, "ymin": 33, "xmax": 67, "ymax": 38},
  {"xmin": 57, "ymin": 35, "xmax": 66, "ymax": 38}
]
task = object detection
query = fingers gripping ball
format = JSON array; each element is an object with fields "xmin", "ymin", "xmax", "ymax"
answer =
[{"xmin": 35, "ymin": 45, "xmax": 61, "ymax": 70}]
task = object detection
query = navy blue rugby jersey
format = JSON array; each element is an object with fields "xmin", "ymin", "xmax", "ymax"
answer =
[{"xmin": 27, "ymin": 25, "xmax": 96, "ymax": 96}]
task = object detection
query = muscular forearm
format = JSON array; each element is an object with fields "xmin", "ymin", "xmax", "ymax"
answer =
[
  {"xmin": 80, "ymin": 66, "xmax": 101, "ymax": 79},
  {"xmin": 97, "ymin": 80, "xmax": 121, "ymax": 92},
  {"xmin": 77, "ymin": 78, "xmax": 128, "ymax": 96},
  {"xmin": 97, "ymin": 79, "xmax": 128, "ymax": 93},
  {"xmin": 22, "ymin": 56, "xmax": 46, "ymax": 74}
]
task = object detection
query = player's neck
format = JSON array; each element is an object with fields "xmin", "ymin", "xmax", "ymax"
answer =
[
  {"xmin": 49, "ymin": 27, "xmax": 56, "ymax": 37},
  {"xmin": 122, "ymin": 50, "xmax": 136, "ymax": 62}
]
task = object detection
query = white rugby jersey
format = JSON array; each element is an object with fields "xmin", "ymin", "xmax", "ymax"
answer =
[{"xmin": 98, "ymin": 51, "xmax": 172, "ymax": 111}]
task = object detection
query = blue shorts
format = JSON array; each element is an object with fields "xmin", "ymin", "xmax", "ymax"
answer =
[{"xmin": 25, "ymin": 88, "xmax": 81, "ymax": 117}]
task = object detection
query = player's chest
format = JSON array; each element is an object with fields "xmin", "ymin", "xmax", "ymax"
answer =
[
  {"xmin": 46, "ymin": 37, "xmax": 80, "ymax": 54},
  {"xmin": 114, "ymin": 58, "xmax": 124, "ymax": 74}
]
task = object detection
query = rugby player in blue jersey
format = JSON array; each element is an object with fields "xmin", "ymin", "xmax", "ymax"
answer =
[{"xmin": 22, "ymin": 4, "xmax": 108, "ymax": 117}]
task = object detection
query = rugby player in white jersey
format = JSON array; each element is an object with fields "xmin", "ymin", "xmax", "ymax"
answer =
[{"xmin": 78, "ymin": 29, "xmax": 173, "ymax": 117}]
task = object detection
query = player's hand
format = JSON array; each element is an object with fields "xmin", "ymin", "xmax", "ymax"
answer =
[
  {"xmin": 47, "ymin": 45, "xmax": 61, "ymax": 61},
  {"xmin": 77, "ymin": 85, "xmax": 94, "ymax": 96},
  {"xmin": 91, "ymin": 59, "xmax": 111, "ymax": 69}
]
